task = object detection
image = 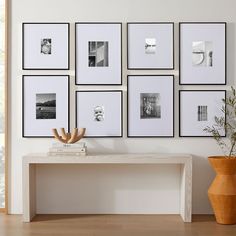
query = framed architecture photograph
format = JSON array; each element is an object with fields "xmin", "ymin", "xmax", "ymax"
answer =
[
  {"xmin": 127, "ymin": 75, "xmax": 174, "ymax": 137},
  {"xmin": 23, "ymin": 75, "xmax": 70, "ymax": 137},
  {"xmin": 22, "ymin": 23, "xmax": 70, "ymax": 70},
  {"xmin": 75, "ymin": 23, "xmax": 122, "ymax": 85},
  {"xmin": 127, "ymin": 22, "xmax": 174, "ymax": 69},
  {"xmin": 179, "ymin": 22, "xmax": 226, "ymax": 85},
  {"xmin": 179, "ymin": 90, "xmax": 226, "ymax": 137},
  {"xmin": 76, "ymin": 90, "xmax": 123, "ymax": 137}
]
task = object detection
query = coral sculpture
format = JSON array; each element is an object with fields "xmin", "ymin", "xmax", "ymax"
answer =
[{"xmin": 52, "ymin": 128, "xmax": 86, "ymax": 144}]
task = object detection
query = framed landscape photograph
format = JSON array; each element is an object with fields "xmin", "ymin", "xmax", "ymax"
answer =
[
  {"xmin": 23, "ymin": 75, "xmax": 70, "ymax": 137},
  {"xmin": 76, "ymin": 91, "xmax": 123, "ymax": 137},
  {"xmin": 179, "ymin": 22, "xmax": 226, "ymax": 85},
  {"xmin": 127, "ymin": 75, "xmax": 174, "ymax": 137},
  {"xmin": 75, "ymin": 22, "xmax": 122, "ymax": 85},
  {"xmin": 179, "ymin": 90, "xmax": 226, "ymax": 137},
  {"xmin": 127, "ymin": 22, "xmax": 174, "ymax": 69},
  {"xmin": 22, "ymin": 23, "xmax": 70, "ymax": 70}
]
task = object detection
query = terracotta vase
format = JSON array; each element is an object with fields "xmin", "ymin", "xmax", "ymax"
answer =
[{"xmin": 208, "ymin": 156, "xmax": 236, "ymax": 224}]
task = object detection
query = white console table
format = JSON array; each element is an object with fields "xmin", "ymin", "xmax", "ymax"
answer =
[{"xmin": 22, "ymin": 153, "xmax": 192, "ymax": 223}]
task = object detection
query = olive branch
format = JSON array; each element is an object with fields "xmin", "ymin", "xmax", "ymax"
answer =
[{"xmin": 204, "ymin": 87, "xmax": 236, "ymax": 157}]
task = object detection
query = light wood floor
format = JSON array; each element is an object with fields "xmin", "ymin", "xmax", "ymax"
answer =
[{"xmin": 0, "ymin": 214, "xmax": 236, "ymax": 236}]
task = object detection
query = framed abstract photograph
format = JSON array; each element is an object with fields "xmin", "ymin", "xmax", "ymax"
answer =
[
  {"xmin": 179, "ymin": 22, "xmax": 226, "ymax": 85},
  {"xmin": 127, "ymin": 22, "xmax": 174, "ymax": 69},
  {"xmin": 22, "ymin": 23, "xmax": 70, "ymax": 70},
  {"xmin": 75, "ymin": 23, "xmax": 122, "ymax": 85},
  {"xmin": 76, "ymin": 91, "xmax": 123, "ymax": 137},
  {"xmin": 179, "ymin": 90, "xmax": 226, "ymax": 137},
  {"xmin": 23, "ymin": 75, "xmax": 70, "ymax": 137},
  {"xmin": 127, "ymin": 75, "xmax": 174, "ymax": 137}
]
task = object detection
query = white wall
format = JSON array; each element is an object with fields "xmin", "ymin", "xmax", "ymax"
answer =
[{"xmin": 9, "ymin": 0, "xmax": 236, "ymax": 214}]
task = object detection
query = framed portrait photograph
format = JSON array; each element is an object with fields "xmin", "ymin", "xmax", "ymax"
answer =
[
  {"xmin": 23, "ymin": 75, "xmax": 70, "ymax": 137},
  {"xmin": 179, "ymin": 90, "xmax": 226, "ymax": 137},
  {"xmin": 76, "ymin": 91, "xmax": 123, "ymax": 137},
  {"xmin": 127, "ymin": 22, "xmax": 174, "ymax": 70},
  {"xmin": 22, "ymin": 23, "xmax": 70, "ymax": 70},
  {"xmin": 127, "ymin": 75, "xmax": 174, "ymax": 137},
  {"xmin": 75, "ymin": 22, "xmax": 122, "ymax": 85},
  {"xmin": 179, "ymin": 22, "xmax": 226, "ymax": 85}
]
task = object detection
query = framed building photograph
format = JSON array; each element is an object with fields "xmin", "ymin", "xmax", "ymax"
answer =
[
  {"xmin": 179, "ymin": 22, "xmax": 226, "ymax": 85},
  {"xmin": 127, "ymin": 75, "xmax": 174, "ymax": 137},
  {"xmin": 22, "ymin": 23, "xmax": 70, "ymax": 70},
  {"xmin": 127, "ymin": 22, "xmax": 174, "ymax": 69},
  {"xmin": 75, "ymin": 22, "xmax": 122, "ymax": 85},
  {"xmin": 179, "ymin": 90, "xmax": 226, "ymax": 137},
  {"xmin": 76, "ymin": 91, "xmax": 123, "ymax": 137},
  {"xmin": 23, "ymin": 75, "xmax": 70, "ymax": 137}
]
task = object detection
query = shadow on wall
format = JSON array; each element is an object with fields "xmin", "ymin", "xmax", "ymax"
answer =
[
  {"xmin": 86, "ymin": 138, "xmax": 129, "ymax": 154},
  {"xmin": 227, "ymin": 22, "xmax": 235, "ymax": 86},
  {"xmin": 192, "ymin": 155, "xmax": 215, "ymax": 214}
]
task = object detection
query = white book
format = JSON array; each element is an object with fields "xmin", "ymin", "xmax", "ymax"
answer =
[
  {"xmin": 49, "ymin": 147, "xmax": 87, "ymax": 153},
  {"xmin": 47, "ymin": 152, "xmax": 87, "ymax": 156},
  {"xmin": 52, "ymin": 142, "xmax": 86, "ymax": 149}
]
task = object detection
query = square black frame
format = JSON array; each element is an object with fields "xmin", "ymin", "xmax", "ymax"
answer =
[
  {"xmin": 22, "ymin": 75, "xmax": 70, "ymax": 138},
  {"xmin": 179, "ymin": 22, "xmax": 227, "ymax": 85},
  {"xmin": 179, "ymin": 90, "xmax": 226, "ymax": 137},
  {"xmin": 75, "ymin": 90, "xmax": 123, "ymax": 137},
  {"xmin": 75, "ymin": 22, "xmax": 122, "ymax": 85},
  {"xmin": 127, "ymin": 74, "xmax": 175, "ymax": 138},
  {"xmin": 22, "ymin": 22, "xmax": 70, "ymax": 70},
  {"xmin": 127, "ymin": 22, "xmax": 175, "ymax": 70}
]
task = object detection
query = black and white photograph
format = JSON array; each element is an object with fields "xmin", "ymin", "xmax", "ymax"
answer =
[
  {"xmin": 197, "ymin": 105, "xmax": 208, "ymax": 121},
  {"xmin": 94, "ymin": 105, "xmax": 105, "ymax": 122},
  {"xmin": 140, "ymin": 93, "xmax": 161, "ymax": 119},
  {"xmin": 22, "ymin": 23, "xmax": 69, "ymax": 70},
  {"xmin": 127, "ymin": 23, "xmax": 174, "ymax": 69},
  {"xmin": 128, "ymin": 75, "xmax": 174, "ymax": 137},
  {"xmin": 36, "ymin": 93, "xmax": 56, "ymax": 119},
  {"xmin": 179, "ymin": 90, "xmax": 226, "ymax": 137},
  {"xmin": 179, "ymin": 22, "xmax": 226, "ymax": 85},
  {"xmin": 76, "ymin": 91, "xmax": 122, "ymax": 137},
  {"xmin": 88, "ymin": 41, "xmax": 109, "ymax": 67},
  {"xmin": 41, "ymin": 38, "xmax": 52, "ymax": 55},
  {"xmin": 75, "ymin": 23, "xmax": 122, "ymax": 85},
  {"xmin": 23, "ymin": 75, "xmax": 70, "ymax": 137},
  {"xmin": 192, "ymin": 41, "xmax": 213, "ymax": 67},
  {"xmin": 145, "ymin": 38, "xmax": 156, "ymax": 54}
]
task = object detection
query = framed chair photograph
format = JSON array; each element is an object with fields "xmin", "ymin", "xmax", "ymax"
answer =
[
  {"xmin": 179, "ymin": 22, "xmax": 226, "ymax": 85},
  {"xmin": 22, "ymin": 23, "xmax": 70, "ymax": 70},
  {"xmin": 127, "ymin": 22, "xmax": 174, "ymax": 69},
  {"xmin": 76, "ymin": 90, "xmax": 123, "ymax": 137},
  {"xmin": 179, "ymin": 90, "xmax": 226, "ymax": 137},
  {"xmin": 22, "ymin": 75, "xmax": 70, "ymax": 137},
  {"xmin": 127, "ymin": 75, "xmax": 174, "ymax": 137},
  {"xmin": 75, "ymin": 22, "xmax": 122, "ymax": 85}
]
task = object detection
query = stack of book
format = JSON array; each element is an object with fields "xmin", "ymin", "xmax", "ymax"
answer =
[{"xmin": 48, "ymin": 142, "xmax": 87, "ymax": 156}]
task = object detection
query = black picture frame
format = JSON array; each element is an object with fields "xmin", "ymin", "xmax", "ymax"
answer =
[
  {"xmin": 127, "ymin": 22, "xmax": 174, "ymax": 70},
  {"xmin": 179, "ymin": 90, "xmax": 226, "ymax": 137},
  {"xmin": 179, "ymin": 22, "xmax": 227, "ymax": 85},
  {"xmin": 75, "ymin": 22, "xmax": 122, "ymax": 85},
  {"xmin": 22, "ymin": 75, "xmax": 70, "ymax": 138},
  {"xmin": 75, "ymin": 90, "xmax": 123, "ymax": 137},
  {"xmin": 22, "ymin": 22, "xmax": 70, "ymax": 70},
  {"xmin": 127, "ymin": 75, "xmax": 175, "ymax": 138}
]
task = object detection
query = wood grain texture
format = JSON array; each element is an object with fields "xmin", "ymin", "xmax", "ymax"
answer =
[
  {"xmin": 1, "ymin": 214, "xmax": 236, "ymax": 236},
  {"xmin": 22, "ymin": 153, "xmax": 192, "ymax": 223}
]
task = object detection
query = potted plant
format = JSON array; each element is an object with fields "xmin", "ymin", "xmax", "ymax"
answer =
[{"xmin": 204, "ymin": 86, "xmax": 236, "ymax": 224}]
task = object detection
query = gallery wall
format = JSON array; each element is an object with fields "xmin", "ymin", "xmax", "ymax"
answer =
[{"xmin": 9, "ymin": 0, "xmax": 236, "ymax": 214}]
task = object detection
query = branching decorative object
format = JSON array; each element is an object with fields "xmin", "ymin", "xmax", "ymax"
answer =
[{"xmin": 52, "ymin": 128, "xmax": 86, "ymax": 144}]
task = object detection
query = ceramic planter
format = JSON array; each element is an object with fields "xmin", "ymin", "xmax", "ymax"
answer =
[{"xmin": 208, "ymin": 156, "xmax": 236, "ymax": 224}]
